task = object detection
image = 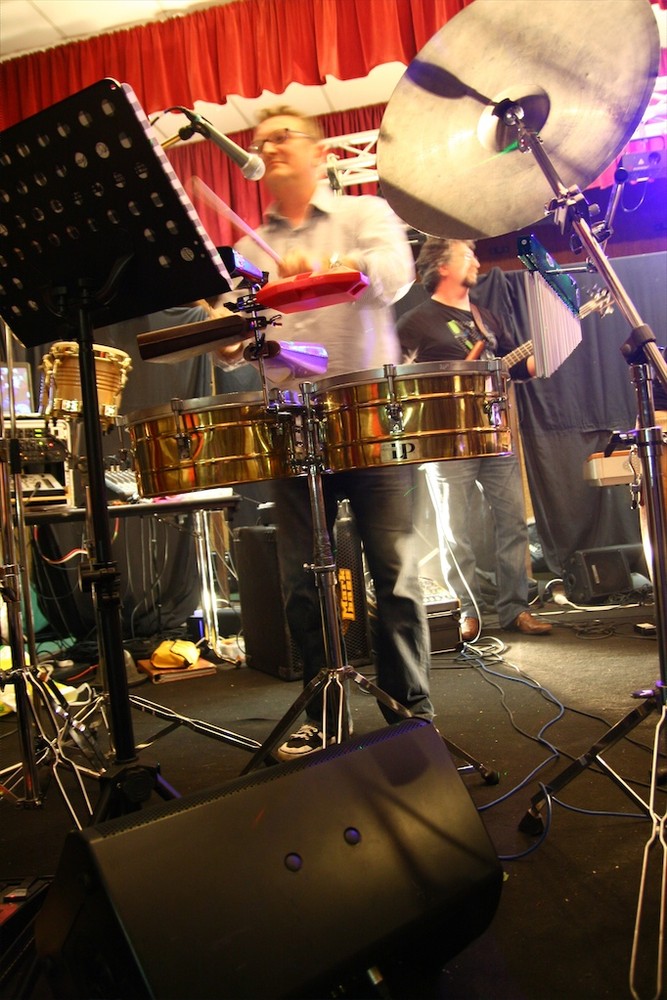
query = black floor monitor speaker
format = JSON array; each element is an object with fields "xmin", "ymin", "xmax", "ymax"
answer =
[
  {"xmin": 563, "ymin": 545, "xmax": 641, "ymax": 603},
  {"xmin": 35, "ymin": 720, "xmax": 502, "ymax": 999}
]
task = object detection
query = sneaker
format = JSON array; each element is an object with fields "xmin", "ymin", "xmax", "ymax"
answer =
[{"xmin": 275, "ymin": 723, "xmax": 334, "ymax": 761}]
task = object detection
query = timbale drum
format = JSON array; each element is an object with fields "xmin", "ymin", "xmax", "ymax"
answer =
[
  {"xmin": 126, "ymin": 390, "xmax": 305, "ymax": 498},
  {"xmin": 311, "ymin": 360, "xmax": 511, "ymax": 472}
]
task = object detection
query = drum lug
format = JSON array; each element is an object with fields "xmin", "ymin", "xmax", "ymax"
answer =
[
  {"xmin": 168, "ymin": 397, "xmax": 191, "ymax": 461},
  {"xmin": 386, "ymin": 404, "xmax": 405, "ymax": 435},
  {"xmin": 383, "ymin": 364, "xmax": 405, "ymax": 435},
  {"xmin": 484, "ymin": 396, "xmax": 507, "ymax": 427},
  {"xmin": 176, "ymin": 435, "xmax": 192, "ymax": 461}
]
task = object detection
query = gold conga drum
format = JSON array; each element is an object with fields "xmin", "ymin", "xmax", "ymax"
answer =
[{"xmin": 41, "ymin": 341, "xmax": 132, "ymax": 430}]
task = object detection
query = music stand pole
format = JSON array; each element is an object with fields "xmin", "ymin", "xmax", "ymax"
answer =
[{"xmin": 71, "ymin": 292, "xmax": 137, "ymax": 765}]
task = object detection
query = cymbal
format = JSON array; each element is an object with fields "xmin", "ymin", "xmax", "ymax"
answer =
[{"xmin": 377, "ymin": 0, "xmax": 660, "ymax": 239}]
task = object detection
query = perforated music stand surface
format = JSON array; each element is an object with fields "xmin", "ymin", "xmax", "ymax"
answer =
[{"xmin": 0, "ymin": 78, "xmax": 232, "ymax": 348}]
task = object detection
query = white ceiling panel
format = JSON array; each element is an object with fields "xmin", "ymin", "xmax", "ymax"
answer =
[
  {"xmin": 30, "ymin": 0, "xmax": 163, "ymax": 39},
  {"xmin": 0, "ymin": 0, "xmax": 226, "ymax": 59},
  {"xmin": 0, "ymin": 0, "xmax": 64, "ymax": 53}
]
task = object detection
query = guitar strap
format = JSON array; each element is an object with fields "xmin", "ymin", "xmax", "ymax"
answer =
[{"xmin": 469, "ymin": 303, "xmax": 491, "ymax": 344}]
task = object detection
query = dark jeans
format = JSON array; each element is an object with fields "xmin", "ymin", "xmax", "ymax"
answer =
[
  {"xmin": 425, "ymin": 454, "xmax": 531, "ymax": 627},
  {"xmin": 271, "ymin": 465, "xmax": 433, "ymax": 727}
]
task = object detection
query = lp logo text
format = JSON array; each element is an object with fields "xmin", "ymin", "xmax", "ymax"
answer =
[{"xmin": 380, "ymin": 441, "xmax": 416, "ymax": 462}]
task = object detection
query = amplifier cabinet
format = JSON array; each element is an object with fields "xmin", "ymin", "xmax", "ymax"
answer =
[
  {"xmin": 234, "ymin": 525, "xmax": 302, "ymax": 681},
  {"xmin": 426, "ymin": 601, "xmax": 462, "ymax": 654},
  {"xmin": 563, "ymin": 546, "xmax": 638, "ymax": 603},
  {"xmin": 235, "ymin": 520, "xmax": 373, "ymax": 681}
]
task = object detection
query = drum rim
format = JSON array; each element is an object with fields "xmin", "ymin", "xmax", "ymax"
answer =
[
  {"xmin": 311, "ymin": 359, "xmax": 503, "ymax": 392},
  {"xmin": 125, "ymin": 388, "xmax": 303, "ymax": 423},
  {"xmin": 44, "ymin": 341, "xmax": 131, "ymax": 361}
]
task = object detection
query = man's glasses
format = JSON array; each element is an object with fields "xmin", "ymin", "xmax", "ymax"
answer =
[{"xmin": 248, "ymin": 128, "xmax": 313, "ymax": 155}]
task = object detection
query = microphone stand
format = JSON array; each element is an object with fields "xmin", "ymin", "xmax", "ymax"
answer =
[{"xmin": 162, "ymin": 106, "xmax": 266, "ymax": 181}]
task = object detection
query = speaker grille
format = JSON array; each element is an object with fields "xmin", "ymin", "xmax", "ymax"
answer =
[{"xmin": 563, "ymin": 547, "xmax": 635, "ymax": 603}]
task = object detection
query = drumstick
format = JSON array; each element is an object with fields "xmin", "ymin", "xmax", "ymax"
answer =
[{"xmin": 190, "ymin": 175, "xmax": 284, "ymax": 268}]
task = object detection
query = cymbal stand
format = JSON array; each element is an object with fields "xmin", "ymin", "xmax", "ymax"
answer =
[
  {"xmin": 240, "ymin": 384, "xmax": 402, "ymax": 773},
  {"xmin": 501, "ymin": 105, "xmax": 666, "ymax": 997},
  {"xmin": 240, "ymin": 383, "xmax": 500, "ymax": 780}
]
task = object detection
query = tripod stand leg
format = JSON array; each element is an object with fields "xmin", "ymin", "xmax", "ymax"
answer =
[
  {"xmin": 239, "ymin": 671, "xmax": 335, "ymax": 774},
  {"xmin": 438, "ymin": 733, "xmax": 500, "ymax": 785},
  {"xmin": 345, "ymin": 668, "xmax": 500, "ymax": 782},
  {"xmin": 519, "ymin": 694, "xmax": 657, "ymax": 835}
]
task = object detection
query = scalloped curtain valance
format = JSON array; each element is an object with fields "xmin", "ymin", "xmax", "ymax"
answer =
[{"xmin": 1, "ymin": 0, "xmax": 663, "ymax": 246}]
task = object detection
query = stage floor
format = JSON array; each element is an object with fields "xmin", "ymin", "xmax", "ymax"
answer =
[{"xmin": 1, "ymin": 592, "xmax": 663, "ymax": 999}]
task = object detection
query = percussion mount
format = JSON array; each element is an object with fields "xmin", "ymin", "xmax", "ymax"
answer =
[
  {"xmin": 238, "ymin": 383, "xmax": 413, "ymax": 773},
  {"xmin": 238, "ymin": 384, "xmax": 499, "ymax": 783}
]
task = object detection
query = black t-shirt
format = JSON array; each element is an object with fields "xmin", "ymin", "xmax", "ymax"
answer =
[{"xmin": 397, "ymin": 298, "xmax": 532, "ymax": 380}]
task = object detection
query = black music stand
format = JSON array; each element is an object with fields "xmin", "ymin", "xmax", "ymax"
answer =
[{"xmin": 0, "ymin": 79, "xmax": 234, "ymax": 817}]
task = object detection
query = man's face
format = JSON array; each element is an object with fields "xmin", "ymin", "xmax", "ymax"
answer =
[
  {"xmin": 442, "ymin": 243, "xmax": 479, "ymax": 288},
  {"xmin": 250, "ymin": 115, "xmax": 321, "ymax": 187}
]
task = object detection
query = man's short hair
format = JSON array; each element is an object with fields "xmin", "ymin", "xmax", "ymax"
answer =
[
  {"xmin": 255, "ymin": 105, "xmax": 323, "ymax": 142},
  {"xmin": 416, "ymin": 238, "xmax": 475, "ymax": 293}
]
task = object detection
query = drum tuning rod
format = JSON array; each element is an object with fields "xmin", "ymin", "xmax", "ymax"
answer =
[{"xmin": 382, "ymin": 364, "xmax": 404, "ymax": 433}]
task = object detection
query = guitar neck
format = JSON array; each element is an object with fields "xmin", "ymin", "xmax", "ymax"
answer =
[
  {"xmin": 500, "ymin": 291, "xmax": 611, "ymax": 372},
  {"xmin": 501, "ymin": 340, "xmax": 533, "ymax": 372}
]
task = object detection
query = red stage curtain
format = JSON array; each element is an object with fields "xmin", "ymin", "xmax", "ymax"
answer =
[{"xmin": 0, "ymin": 0, "xmax": 469, "ymax": 130}]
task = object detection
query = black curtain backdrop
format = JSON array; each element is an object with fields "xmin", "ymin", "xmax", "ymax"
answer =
[{"xmin": 397, "ymin": 251, "xmax": 666, "ymax": 576}]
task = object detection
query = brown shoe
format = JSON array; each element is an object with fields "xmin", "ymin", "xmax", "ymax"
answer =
[
  {"xmin": 505, "ymin": 611, "xmax": 552, "ymax": 635},
  {"xmin": 461, "ymin": 617, "xmax": 480, "ymax": 642}
]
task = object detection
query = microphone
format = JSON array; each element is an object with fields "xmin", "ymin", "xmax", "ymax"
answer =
[{"xmin": 181, "ymin": 110, "xmax": 265, "ymax": 181}]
